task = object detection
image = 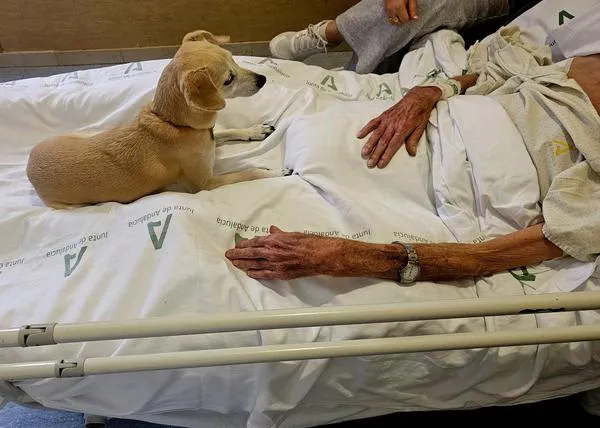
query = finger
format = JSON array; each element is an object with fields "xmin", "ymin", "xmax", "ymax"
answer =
[
  {"xmin": 406, "ymin": 122, "xmax": 427, "ymax": 157},
  {"xmin": 247, "ymin": 270, "xmax": 282, "ymax": 280},
  {"xmin": 377, "ymin": 133, "xmax": 404, "ymax": 168},
  {"xmin": 396, "ymin": 0, "xmax": 410, "ymax": 23},
  {"xmin": 372, "ymin": 125, "xmax": 395, "ymax": 164},
  {"xmin": 231, "ymin": 259, "xmax": 272, "ymax": 271},
  {"xmin": 361, "ymin": 128, "xmax": 384, "ymax": 159},
  {"xmin": 235, "ymin": 235, "xmax": 268, "ymax": 248},
  {"xmin": 357, "ymin": 118, "xmax": 380, "ymax": 139},
  {"xmin": 408, "ymin": 0, "xmax": 418, "ymax": 20},
  {"xmin": 368, "ymin": 132, "xmax": 391, "ymax": 168},
  {"xmin": 269, "ymin": 225, "xmax": 284, "ymax": 234},
  {"xmin": 225, "ymin": 247, "xmax": 268, "ymax": 260}
]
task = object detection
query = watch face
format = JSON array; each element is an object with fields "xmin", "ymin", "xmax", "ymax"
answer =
[{"xmin": 402, "ymin": 263, "xmax": 420, "ymax": 282}]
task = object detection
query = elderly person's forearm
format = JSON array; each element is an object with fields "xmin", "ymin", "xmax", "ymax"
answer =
[
  {"xmin": 225, "ymin": 223, "xmax": 563, "ymax": 282},
  {"xmin": 337, "ymin": 223, "xmax": 563, "ymax": 282},
  {"xmin": 403, "ymin": 223, "xmax": 563, "ymax": 282}
]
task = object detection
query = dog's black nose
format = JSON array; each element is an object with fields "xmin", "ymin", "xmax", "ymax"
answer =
[{"xmin": 256, "ymin": 74, "xmax": 267, "ymax": 88}]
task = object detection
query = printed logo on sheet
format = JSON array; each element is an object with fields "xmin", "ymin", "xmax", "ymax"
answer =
[
  {"xmin": 367, "ymin": 82, "xmax": 395, "ymax": 101},
  {"xmin": 393, "ymin": 231, "xmax": 431, "ymax": 244},
  {"xmin": 43, "ymin": 71, "xmax": 92, "ymax": 88},
  {"xmin": 128, "ymin": 204, "xmax": 194, "ymax": 250},
  {"xmin": 148, "ymin": 214, "xmax": 172, "ymax": 250},
  {"xmin": 558, "ymin": 10, "xmax": 575, "ymax": 25},
  {"xmin": 109, "ymin": 62, "xmax": 154, "ymax": 80},
  {"xmin": 0, "ymin": 257, "xmax": 25, "ymax": 276},
  {"xmin": 217, "ymin": 217, "xmax": 270, "ymax": 236},
  {"xmin": 553, "ymin": 140, "xmax": 576, "ymax": 157},
  {"xmin": 509, "ymin": 266, "xmax": 537, "ymax": 282},
  {"xmin": 43, "ymin": 232, "xmax": 109, "ymax": 277},
  {"xmin": 242, "ymin": 58, "xmax": 291, "ymax": 78},
  {"xmin": 306, "ymin": 74, "xmax": 353, "ymax": 98},
  {"xmin": 64, "ymin": 246, "xmax": 88, "ymax": 277},
  {"xmin": 304, "ymin": 228, "xmax": 371, "ymax": 240}
]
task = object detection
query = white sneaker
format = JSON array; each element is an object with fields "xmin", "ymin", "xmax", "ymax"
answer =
[{"xmin": 269, "ymin": 20, "xmax": 335, "ymax": 61}]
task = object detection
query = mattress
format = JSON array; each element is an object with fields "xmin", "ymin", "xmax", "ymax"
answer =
[{"xmin": 1, "ymin": 29, "xmax": 600, "ymax": 428}]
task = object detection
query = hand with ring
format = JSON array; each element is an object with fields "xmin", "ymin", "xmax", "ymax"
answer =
[{"xmin": 386, "ymin": 0, "xmax": 419, "ymax": 24}]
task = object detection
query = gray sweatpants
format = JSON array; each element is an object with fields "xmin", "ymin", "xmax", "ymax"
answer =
[{"xmin": 335, "ymin": 0, "xmax": 511, "ymax": 74}]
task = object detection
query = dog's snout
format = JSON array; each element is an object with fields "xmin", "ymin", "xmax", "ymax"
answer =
[{"xmin": 255, "ymin": 74, "xmax": 267, "ymax": 88}]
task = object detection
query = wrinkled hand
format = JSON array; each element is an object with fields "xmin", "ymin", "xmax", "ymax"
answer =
[
  {"xmin": 357, "ymin": 86, "xmax": 441, "ymax": 168},
  {"xmin": 225, "ymin": 226, "xmax": 346, "ymax": 280},
  {"xmin": 385, "ymin": 0, "xmax": 419, "ymax": 23}
]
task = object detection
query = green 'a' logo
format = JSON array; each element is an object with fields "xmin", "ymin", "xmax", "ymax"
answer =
[
  {"xmin": 259, "ymin": 58, "xmax": 278, "ymax": 66},
  {"xmin": 558, "ymin": 10, "xmax": 574, "ymax": 25},
  {"xmin": 320, "ymin": 75, "xmax": 338, "ymax": 91},
  {"xmin": 64, "ymin": 246, "xmax": 88, "ymax": 277},
  {"xmin": 377, "ymin": 83, "xmax": 393, "ymax": 98},
  {"xmin": 509, "ymin": 266, "xmax": 536, "ymax": 282},
  {"xmin": 234, "ymin": 233, "xmax": 248, "ymax": 245},
  {"xmin": 148, "ymin": 214, "xmax": 172, "ymax": 250},
  {"xmin": 124, "ymin": 62, "xmax": 143, "ymax": 74}
]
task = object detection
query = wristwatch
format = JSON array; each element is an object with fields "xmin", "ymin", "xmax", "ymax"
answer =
[{"xmin": 392, "ymin": 241, "xmax": 420, "ymax": 284}]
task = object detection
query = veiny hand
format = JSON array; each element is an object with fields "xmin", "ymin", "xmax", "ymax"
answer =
[
  {"xmin": 225, "ymin": 226, "xmax": 346, "ymax": 280},
  {"xmin": 386, "ymin": 0, "xmax": 419, "ymax": 23},
  {"xmin": 357, "ymin": 86, "xmax": 441, "ymax": 168}
]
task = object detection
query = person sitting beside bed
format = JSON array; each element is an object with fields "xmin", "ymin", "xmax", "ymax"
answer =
[
  {"xmin": 225, "ymin": 26, "xmax": 600, "ymax": 285},
  {"xmin": 269, "ymin": 0, "xmax": 542, "ymax": 74}
]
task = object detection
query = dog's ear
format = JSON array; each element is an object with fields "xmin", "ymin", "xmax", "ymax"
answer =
[
  {"xmin": 182, "ymin": 30, "xmax": 231, "ymax": 45},
  {"xmin": 179, "ymin": 68, "xmax": 226, "ymax": 112}
]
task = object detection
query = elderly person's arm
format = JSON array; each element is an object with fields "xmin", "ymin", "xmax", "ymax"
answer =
[
  {"xmin": 358, "ymin": 73, "xmax": 479, "ymax": 168},
  {"xmin": 225, "ymin": 223, "xmax": 563, "ymax": 282}
]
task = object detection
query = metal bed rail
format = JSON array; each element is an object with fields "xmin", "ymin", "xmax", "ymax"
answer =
[{"xmin": 1, "ymin": 291, "xmax": 600, "ymax": 381}]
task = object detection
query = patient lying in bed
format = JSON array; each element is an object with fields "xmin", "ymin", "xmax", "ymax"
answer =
[{"xmin": 226, "ymin": 27, "xmax": 600, "ymax": 284}]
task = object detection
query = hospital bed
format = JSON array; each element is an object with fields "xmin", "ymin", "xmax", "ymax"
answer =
[{"xmin": 1, "ymin": 1, "xmax": 600, "ymax": 427}]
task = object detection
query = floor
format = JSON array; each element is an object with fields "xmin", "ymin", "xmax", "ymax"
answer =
[{"xmin": 1, "ymin": 48, "xmax": 599, "ymax": 428}]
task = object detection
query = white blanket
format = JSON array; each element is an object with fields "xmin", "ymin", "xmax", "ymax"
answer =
[{"xmin": 1, "ymin": 30, "xmax": 599, "ymax": 428}]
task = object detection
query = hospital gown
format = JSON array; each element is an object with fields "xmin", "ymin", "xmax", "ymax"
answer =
[{"xmin": 465, "ymin": 26, "xmax": 600, "ymax": 262}]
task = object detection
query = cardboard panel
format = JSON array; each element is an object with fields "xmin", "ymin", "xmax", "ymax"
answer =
[{"xmin": 0, "ymin": 0, "xmax": 359, "ymax": 52}]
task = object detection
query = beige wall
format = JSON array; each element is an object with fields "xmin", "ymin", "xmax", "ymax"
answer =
[{"xmin": 0, "ymin": 0, "xmax": 358, "ymax": 52}]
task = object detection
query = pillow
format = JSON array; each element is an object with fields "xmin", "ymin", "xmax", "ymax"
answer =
[{"xmin": 508, "ymin": 0, "xmax": 599, "ymax": 60}]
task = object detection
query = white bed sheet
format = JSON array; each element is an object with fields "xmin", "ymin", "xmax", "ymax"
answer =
[
  {"xmin": 1, "ymin": 29, "xmax": 600, "ymax": 428},
  {"xmin": 507, "ymin": 0, "xmax": 598, "ymax": 58}
]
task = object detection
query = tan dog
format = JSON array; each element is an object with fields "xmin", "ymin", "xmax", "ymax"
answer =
[{"xmin": 26, "ymin": 30, "xmax": 286, "ymax": 209}]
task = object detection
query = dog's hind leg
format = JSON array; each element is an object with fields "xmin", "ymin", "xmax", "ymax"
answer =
[
  {"xmin": 214, "ymin": 124, "xmax": 275, "ymax": 145},
  {"xmin": 205, "ymin": 168, "xmax": 287, "ymax": 190}
]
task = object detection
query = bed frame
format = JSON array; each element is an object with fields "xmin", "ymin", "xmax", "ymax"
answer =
[{"xmin": 2, "ymin": 290, "xmax": 600, "ymax": 381}]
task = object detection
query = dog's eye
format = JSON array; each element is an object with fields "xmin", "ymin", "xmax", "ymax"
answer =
[{"xmin": 224, "ymin": 73, "xmax": 235, "ymax": 86}]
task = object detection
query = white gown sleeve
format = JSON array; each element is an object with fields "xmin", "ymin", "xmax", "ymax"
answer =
[{"xmin": 542, "ymin": 161, "xmax": 600, "ymax": 262}]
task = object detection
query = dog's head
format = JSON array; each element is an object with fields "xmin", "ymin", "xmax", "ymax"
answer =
[
  {"xmin": 153, "ymin": 30, "xmax": 267, "ymax": 128},
  {"xmin": 178, "ymin": 30, "xmax": 266, "ymax": 109}
]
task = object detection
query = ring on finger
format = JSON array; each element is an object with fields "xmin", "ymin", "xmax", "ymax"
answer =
[{"xmin": 388, "ymin": 16, "xmax": 400, "ymax": 24}]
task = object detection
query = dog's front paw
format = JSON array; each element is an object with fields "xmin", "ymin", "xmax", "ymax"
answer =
[
  {"xmin": 259, "ymin": 167, "xmax": 293, "ymax": 178},
  {"xmin": 243, "ymin": 124, "xmax": 275, "ymax": 141}
]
